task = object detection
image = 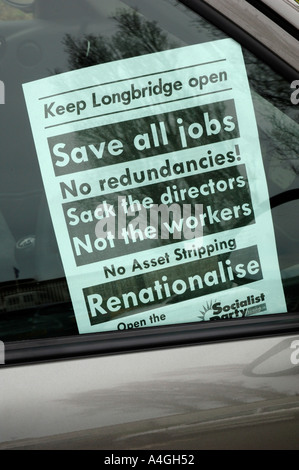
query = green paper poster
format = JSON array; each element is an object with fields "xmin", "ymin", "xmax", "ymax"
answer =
[{"xmin": 23, "ymin": 39, "xmax": 286, "ymax": 334}]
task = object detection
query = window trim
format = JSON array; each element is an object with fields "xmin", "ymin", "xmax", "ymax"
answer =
[{"xmin": 181, "ymin": 0, "xmax": 298, "ymax": 79}]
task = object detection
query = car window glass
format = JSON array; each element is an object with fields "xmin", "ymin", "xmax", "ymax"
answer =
[{"xmin": 0, "ymin": 0, "xmax": 298, "ymax": 341}]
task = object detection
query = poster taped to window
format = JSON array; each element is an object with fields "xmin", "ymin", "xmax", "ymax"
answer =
[{"xmin": 23, "ymin": 39, "xmax": 287, "ymax": 334}]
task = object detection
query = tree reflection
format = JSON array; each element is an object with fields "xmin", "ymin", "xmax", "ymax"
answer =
[{"xmin": 63, "ymin": 9, "xmax": 178, "ymax": 70}]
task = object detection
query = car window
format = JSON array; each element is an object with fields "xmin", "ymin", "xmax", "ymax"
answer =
[{"xmin": 0, "ymin": 0, "xmax": 298, "ymax": 344}]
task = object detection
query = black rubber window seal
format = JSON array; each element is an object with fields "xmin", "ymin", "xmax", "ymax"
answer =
[{"xmin": 2, "ymin": 312, "xmax": 299, "ymax": 366}]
